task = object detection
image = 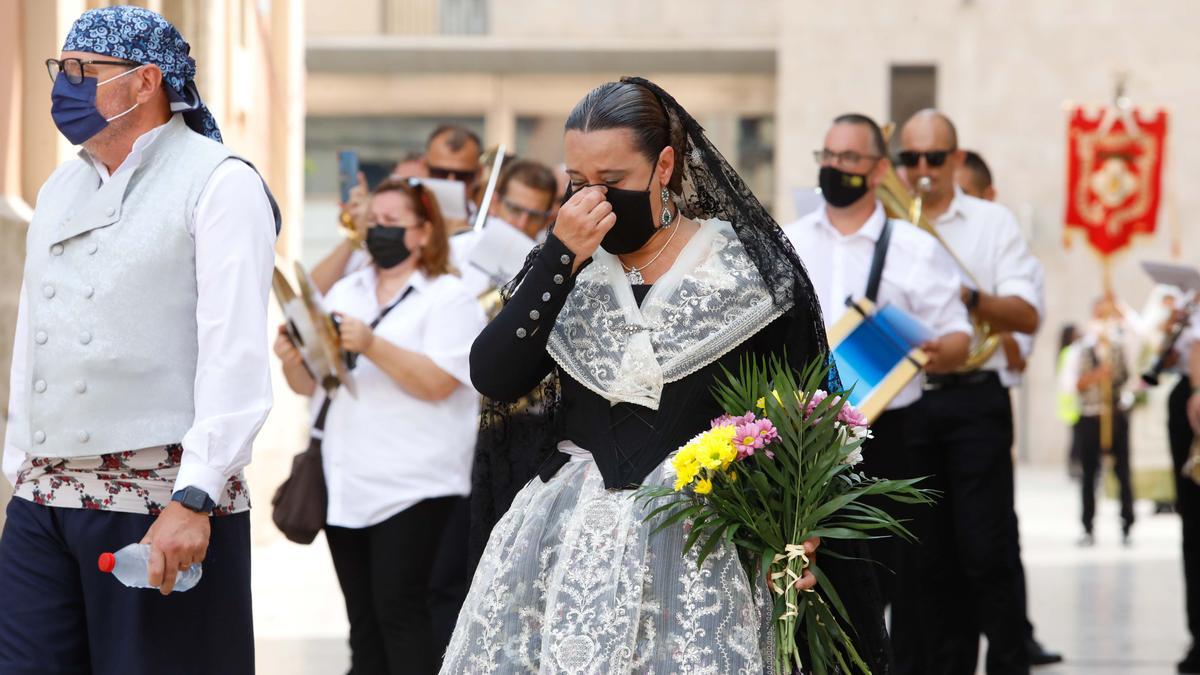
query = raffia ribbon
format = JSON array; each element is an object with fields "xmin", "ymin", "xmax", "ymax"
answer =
[{"xmin": 769, "ymin": 543, "xmax": 814, "ymax": 620}]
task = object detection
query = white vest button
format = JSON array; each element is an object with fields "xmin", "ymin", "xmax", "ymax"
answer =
[
  {"xmin": 33, "ymin": 431, "xmax": 46, "ymax": 444},
  {"xmin": 77, "ymin": 431, "xmax": 90, "ymax": 443},
  {"xmin": 84, "ymin": 286, "xmax": 95, "ymax": 299},
  {"xmin": 105, "ymin": 207, "xmax": 116, "ymax": 217},
  {"xmin": 34, "ymin": 380, "xmax": 47, "ymax": 393},
  {"xmin": 51, "ymin": 244, "xmax": 64, "ymax": 256},
  {"xmin": 88, "ymin": 242, "xmax": 99, "ymax": 255},
  {"xmin": 79, "ymin": 331, "xmax": 92, "ymax": 345},
  {"xmin": 34, "ymin": 331, "xmax": 48, "ymax": 345},
  {"xmin": 75, "ymin": 380, "xmax": 88, "ymax": 394},
  {"xmin": 42, "ymin": 285, "xmax": 55, "ymax": 299}
]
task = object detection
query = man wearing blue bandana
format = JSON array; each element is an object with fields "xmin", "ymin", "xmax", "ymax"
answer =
[{"xmin": 0, "ymin": 6, "xmax": 277, "ymax": 673}]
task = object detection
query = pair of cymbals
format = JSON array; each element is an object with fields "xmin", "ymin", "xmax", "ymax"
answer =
[{"xmin": 272, "ymin": 262, "xmax": 357, "ymax": 398}]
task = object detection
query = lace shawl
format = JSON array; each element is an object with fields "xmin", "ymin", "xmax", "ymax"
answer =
[{"xmin": 547, "ymin": 219, "xmax": 784, "ymax": 409}]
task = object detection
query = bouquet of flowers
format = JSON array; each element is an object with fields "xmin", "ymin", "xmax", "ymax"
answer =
[{"xmin": 637, "ymin": 357, "xmax": 935, "ymax": 674}]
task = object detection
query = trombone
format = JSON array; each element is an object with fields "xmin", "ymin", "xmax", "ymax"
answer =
[{"xmin": 876, "ymin": 169, "xmax": 1001, "ymax": 371}]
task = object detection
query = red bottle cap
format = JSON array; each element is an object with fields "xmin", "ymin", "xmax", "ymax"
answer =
[{"xmin": 98, "ymin": 552, "xmax": 116, "ymax": 573}]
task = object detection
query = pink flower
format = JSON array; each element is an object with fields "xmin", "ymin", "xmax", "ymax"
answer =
[
  {"xmin": 804, "ymin": 390, "xmax": 829, "ymax": 417},
  {"xmin": 712, "ymin": 412, "xmax": 755, "ymax": 429},
  {"xmin": 732, "ymin": 418, "xmax": 780, "ymax": 460},
  {"xmin": 838, "ymin": 404, "xmax": 868, "ymax": 429}
]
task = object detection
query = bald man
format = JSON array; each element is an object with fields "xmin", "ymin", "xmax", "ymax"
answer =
[{"xmin": 894, "ymin": 110, "xmax": 1044, "ymax": 675}]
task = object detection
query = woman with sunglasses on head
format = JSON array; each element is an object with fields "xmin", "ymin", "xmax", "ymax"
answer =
[
  {"xmin": 441, "ymin": 78, "xmax": 889, "ymax": 674},
  {"xmin": 275, "ymin": 178, "xmax": 485, "ymax": 675}
]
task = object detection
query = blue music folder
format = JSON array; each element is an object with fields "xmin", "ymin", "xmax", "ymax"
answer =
[{"xmin": 827, "ymin": 300, "xmax": 933, "ymax": 421}]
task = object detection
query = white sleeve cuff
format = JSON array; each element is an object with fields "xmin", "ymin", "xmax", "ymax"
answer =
[{"xmin": 173, "ymin": 458, "xmax": 229, "ymax": 505}]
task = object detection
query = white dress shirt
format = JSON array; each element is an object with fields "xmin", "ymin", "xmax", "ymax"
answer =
[
  {"xmin": 4, "ymin": 119, "xmax": 276, "ymax": 502},
  {"xmin": 930, "ymin": 187, "xmax": 1045, "ymax": 373},
  {"xmin": 320, "ymin": 266, "xmax": 485, "ymax": 528},
  {"xmin": 784, "ymin": 201, "xmax": 972, "ymax": 409}
]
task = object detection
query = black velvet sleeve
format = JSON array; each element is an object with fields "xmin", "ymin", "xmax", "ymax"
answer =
[{"xmin": 469, "ymin": 234, "xmax": 588, "ymax": 402}]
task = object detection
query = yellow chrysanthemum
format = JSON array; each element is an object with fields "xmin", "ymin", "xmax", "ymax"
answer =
[
  {"xmin": 671, "ymin": 446, "xmax": 702, "ymax": 491},
  {"xmin": 690, "ymin": 426, "xmax": 736, "ymax": 471},
  {"xmin": 694, "ymin": 477, "xmax": 713, "ymax": 495}
]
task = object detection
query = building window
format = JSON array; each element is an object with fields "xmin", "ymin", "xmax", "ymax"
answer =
[
  {"xmin": 888, "ymin": 65, "xmax": 937, "ymax": 152},
  {"xmin": 738, "ymin": 116, "xmax": 775, "ymax": 212}
]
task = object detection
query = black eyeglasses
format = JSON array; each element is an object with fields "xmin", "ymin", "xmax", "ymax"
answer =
[
  {"xmin": 501, "ymin": 197, "xmax": 553, "ymax": 223},
  {"xmin": 813, "ymin": 149, "xmax": 881, "ymax": 167},
  {"xmin": 46, "ymin": 57, "xmax": 141, "ymax": 85},
  {"xmin": 426, "ymin": 164, "xmax": 477, "ymax": 183},
  {"xmin": 896, "ymin": 150, "xmax": 955, "ymax": 168}
]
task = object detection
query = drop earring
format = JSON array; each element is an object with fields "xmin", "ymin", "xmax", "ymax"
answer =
[{"xmin": 659, "ymin": 187, "xmax": 674, "ymax": 228}]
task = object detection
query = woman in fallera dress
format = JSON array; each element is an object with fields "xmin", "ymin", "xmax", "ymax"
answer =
[{"xmin": 442, "ymin": 77, "xmax": 888, "ymax": 674}]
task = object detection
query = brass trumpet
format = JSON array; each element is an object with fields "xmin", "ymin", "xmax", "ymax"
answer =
[{"xmin": 876, "ymin": 169, "xmax": 1000, "ymax": 371}]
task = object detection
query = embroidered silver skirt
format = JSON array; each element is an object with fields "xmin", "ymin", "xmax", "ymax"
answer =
[{"xmin": 441, "ymin": 448, "xmax": 771, "ymax": 674}]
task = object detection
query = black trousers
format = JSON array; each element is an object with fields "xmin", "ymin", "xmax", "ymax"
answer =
[
  {"xmin": 860, "ymin": 405, "xmax": 921, "ymax": 670},
  {"xmin": 1077, "ymin": 411, "xmax": 1134, "ymax": 533},
  {"xmin": 326, "ymin": 496, "xmax": 455, "ymax": 675},
  {"xmin": 1170, "ymin": 379, "xmax": 1200, "ymax": 644},
  {"xmin": 902, "ymin": 377, "xmax": 1029, "ymax": 675},
  {"xmin": 0, "ymin": 497, "xmax": 253, "ymax": 675},
  {"xmin": 429, "ymin": 496, "xmax": 471, "ymax": 658}
]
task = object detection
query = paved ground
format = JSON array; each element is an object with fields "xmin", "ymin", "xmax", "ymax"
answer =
[{"xmin": 252, "ymin": 466, "xmax": 1193, "ymax": 674}]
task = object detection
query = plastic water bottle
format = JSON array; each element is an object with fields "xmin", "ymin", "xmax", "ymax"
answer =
[{"xmin": 98, "ymin": 543, "xmax": 203, "ymax": 592}]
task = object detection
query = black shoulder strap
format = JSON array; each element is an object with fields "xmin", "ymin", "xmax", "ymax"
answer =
[
  {"xmin": 312, "ymin": 395, "xmax": 334, "ymax": 433},
  {"xmin": 371, "ymin": 285, "xmax": 417, "ymax": 329},
  {"xmin": 864, "ymin": 218, "xmax": 894, "ymax": 303},
  {"xmin": 342, "ymin": 285, "xmax": 419, "ymax": 373}
]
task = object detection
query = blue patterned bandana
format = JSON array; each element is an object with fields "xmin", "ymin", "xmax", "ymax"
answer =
[{"xmin": 62, "ymin": 6, "xmax": 222, "ymax": 142}]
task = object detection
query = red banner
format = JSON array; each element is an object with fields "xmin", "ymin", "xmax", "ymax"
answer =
[{"xmin": 1064, "ymin": 105, "xmax": 1167, "ymax": 256}]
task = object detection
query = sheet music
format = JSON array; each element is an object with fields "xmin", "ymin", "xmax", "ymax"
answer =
[
  {"xmin": 466, "ymin": 217, "xmax": 537, "ymax": 286},
  {"xmin": 1141, "ymin": 261, "xmax": 1200, "ymax": 294},
  {"xmin": 419, "ymin": 177, "xmax": 469, "ymax": 221}
]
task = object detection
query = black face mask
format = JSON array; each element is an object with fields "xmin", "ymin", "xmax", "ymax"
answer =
[
  {"xmin": 365, "ymin": 226, "xmax": 412, "ymax": 269},
  {"xmin": 564, "ymin": 174, "xmax": 661, "ymax": 255},
  {"xmin": 818, "ymin": 165, "xmax": 871, "ymax": 208}
]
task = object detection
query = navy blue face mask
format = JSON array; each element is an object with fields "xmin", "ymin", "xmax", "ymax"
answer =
[{"xmin": 50, "ymin": 66, "xmax": 143, "ymax": 146}]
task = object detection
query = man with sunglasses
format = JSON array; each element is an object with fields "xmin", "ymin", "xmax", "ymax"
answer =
[
  {"xmin": 426, "ymin": 124, "xmax": 483, "ymax": 227},
  {"xmin": 783, "ymin": 113, "xmax": 972, "ymax": 672},
  {"xmin": 1, "ymin": 7, "xmax": 277, "ymax": 673},
  {"xmin": 896, "ymin": 110, "xmax": 1044, "ymax": 675}
]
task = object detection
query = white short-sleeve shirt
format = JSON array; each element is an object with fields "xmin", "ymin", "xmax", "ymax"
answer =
[
  {"xmin": 319, "ymin": 266, "xmax": 486, "ymax": 528},
  {"xmin": 784, "ymin": 201, "xmax": 972, "ymax": 409}
]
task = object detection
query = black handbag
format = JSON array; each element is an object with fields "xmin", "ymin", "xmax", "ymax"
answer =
[{"xmin": 271, "ymin": 286, "xmax": 414, "ymax": 544}]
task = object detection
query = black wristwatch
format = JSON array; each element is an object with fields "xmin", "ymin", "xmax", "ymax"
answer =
[
  {"xmin": 966, "ymin": 288, "xmax": 981, "ymax": 310},
  {"xmin": 171, "ymin": 486, "xmax": 216, "ymax": 514}
]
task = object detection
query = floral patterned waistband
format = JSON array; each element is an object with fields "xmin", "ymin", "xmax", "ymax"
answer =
[{"xmin": 13, "ymin": 445, "xmax": 250, "ymax": 516}]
